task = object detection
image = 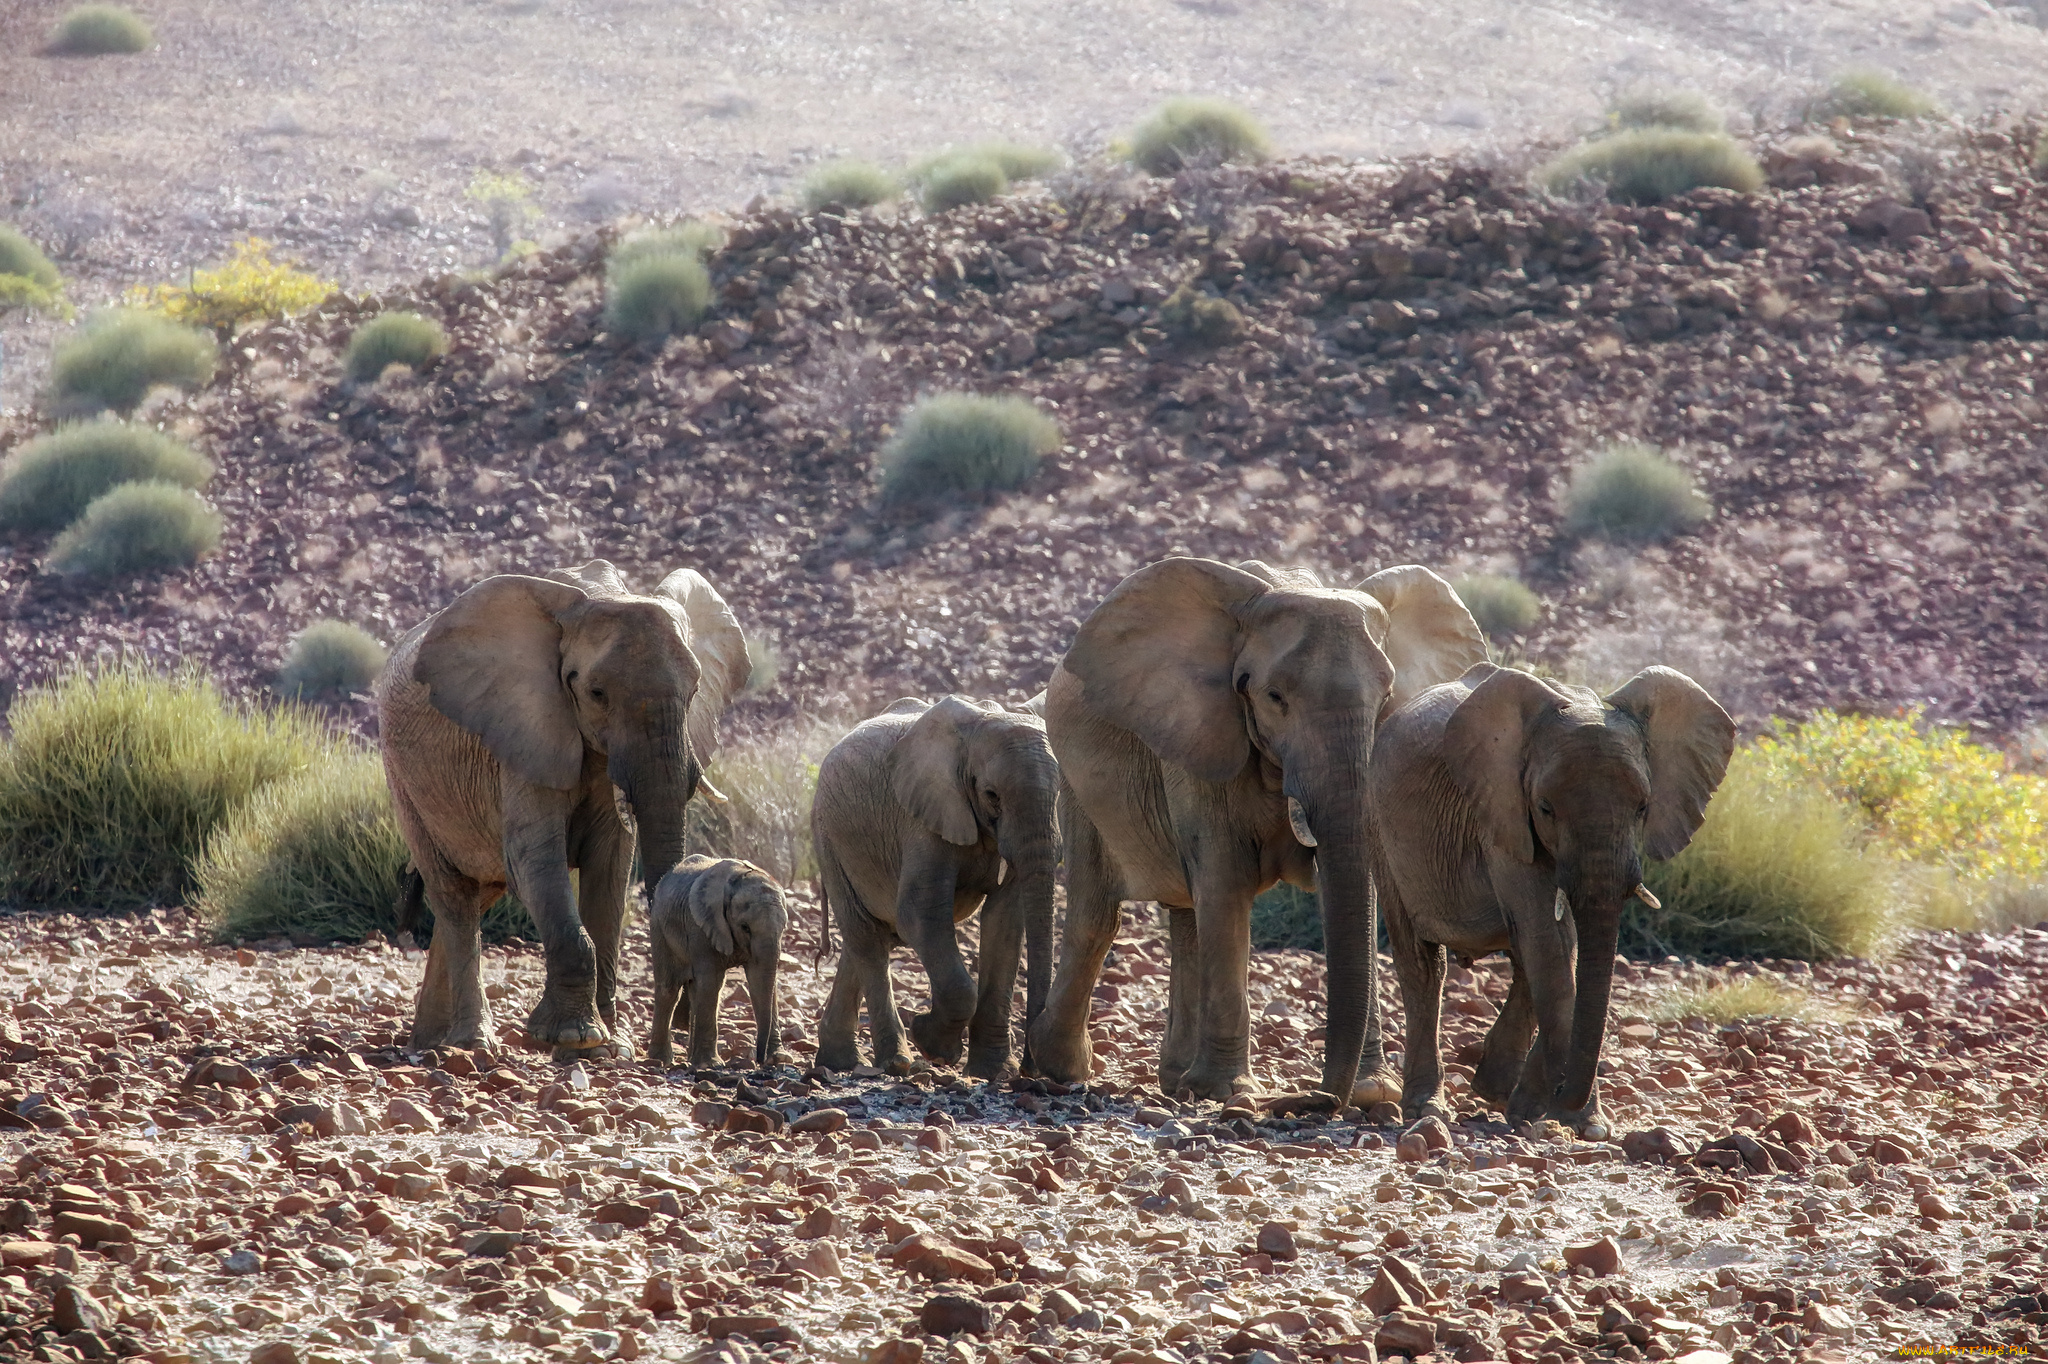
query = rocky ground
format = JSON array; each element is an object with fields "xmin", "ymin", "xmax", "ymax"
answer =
[{"xmin": 0, "ymin": 902, "xmax": 2042, "ymax": 1364}]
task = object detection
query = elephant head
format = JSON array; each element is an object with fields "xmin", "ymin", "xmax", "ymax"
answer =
[
  {"xmin": 1061, "ymin": 556, "xmax": 1485, "ymax": 1099},
  {"xmin": 688, "ymin": 859, "xmax": 789, "ymax": 1064},
  {"xmin": 1446, "ymin": 663, "xmax": 1734, "ymax": 1114}
]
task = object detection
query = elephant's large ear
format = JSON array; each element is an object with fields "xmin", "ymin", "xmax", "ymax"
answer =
[
  {"xmin": 1443, "ymin": 665, "xmax": 1568, "ymax": 864},
  {"xmin": 891, "ymin": 696, "xmax": 982, "ymax": 846},
  {"xmin": 1605, "ymin": 667, "xmax": 1736, "ymax": 861},
  {"xmin": 416, "ymin": 575, "xmax": 588, "ymax": 790},
  {"xmin": 1063, "ymin": 557, "xmax": 1270, "ymax": 783},
  {"xmin": 654, "ymin": 568, "xmax": 751, "ymax": 762},
  {"xmin": 1356, "ymin": 565, "xmax": 1489, "ymax": 716},
  {"xmin": 688, "ymin": 861, "xmax": 739, "ymax": 957},
  {"xmin": 547, "ymin": 559, "xmax": 629, "ymax": 597}
]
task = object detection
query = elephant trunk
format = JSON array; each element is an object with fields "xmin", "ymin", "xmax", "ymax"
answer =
[
  {"xmin": 1553, "ymin": 858, "xmax": 1633, "ymax": 1112},
  {"xmin": 1294, "ymin": 752, "xmax": 1377, "ymax": 1103},
  {"xmin": 747, "ymin": 952, "xmax": 780, "ymax": 1068},
  {"xmin": 613, "ymin": 698, "xmax": 696, "ymax": 904},
  {"xmin": 1000, "ymin": 821, "xmax": 1060, "ymax": 1057}
]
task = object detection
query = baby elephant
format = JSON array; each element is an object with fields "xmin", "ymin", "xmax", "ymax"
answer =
[{"xmin": 647, "ymin": 856, "xmax": 789, "ymax": 1069}]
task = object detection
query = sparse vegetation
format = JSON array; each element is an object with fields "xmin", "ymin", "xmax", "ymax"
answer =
[
  {"xmin": 1810, "ymin": 70, "xmax": 1939, "ymax": 122},
  {"xmin": 0, "ymin": 667, "xmax": 335, "ymax": 911},
  {"xmin": 0, "ymin": 225, "xmax": 66, "ymax": 315},
  {"xmin": 1608, "ymin": 89, "xmax": 1722, "ymax": 134},
  {"xmin": 685, "ymin": 721, "xmax": 842, "ymax": 887},
  {"xmin": 921, "ymin": 157, "xmax": 1008, "ymax": 213},
  {"xmin": 277, "ymin": 621, "xmax": 388, "ymax": 701},
  {"xmin": 343, "ymin": 311, "xmax": 447, "ymax": 383},
  {"xmin": 878, "ymin": 392, "xmax": 1062, "ymax": 505},
  {"xmin": 1565, "ymin": 441, "xmax": 1711, "ymax": 542},
  {"xmin": 1250, "ymin": 883, "xmax": 1321, "ymax": 952},
  {"xmin": 466, "ymin": 170, "xmax": 539, "ymax": 259},
  {"xmin": 610, "ymin": 222, "xmax": 722, "ymax": 271},
  {"xmin": 1454, "ymin": 574, "xmax": 1542, "ymax": 638},
  {"xmin": 1128, "ymin": 98, "xmax": 1270, "ymax": 175},
  {"xmin": 604, "ymin": 250, "xmax": 712, "ymax": 344},
  {"xmin": 49, "ymin": 4, "xmax": 153, "ymax": 55},
  {"xmin": 1158, "ymin": 284, "xmax": 1245, "ymax": 344},
  {"xmin": 1648, "ymin": 977, "xmax": 1832, "ymax": 1024},
  {"xmin": 0, "ymin": 422, "xmax": 212, "ymax": 532},
  {"xmin": 125, "ymin": 237, "xmax": 334, "ymax": 334},
  {"xmin": 802, "ymin": 161, "xmax": 897, "ymax": 212},
  {"xmin": 47, "ymin": 481, "xmax": 221, "ymax": 578},
  {"xmin": 1541, "ymin": 128, "xmax": 1763, "ymax": 203},
  {"xmin": 49, "ymin": 310, "xmax": 217, "ymax": 415},
  {"xmin": 911, "ymin": 143, "xmax": 1062, "ymax": 189}
]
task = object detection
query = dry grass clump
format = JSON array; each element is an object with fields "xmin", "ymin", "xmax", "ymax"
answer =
[
  {"xmin": 343, "ymin": 311, "xmax": 447, "ymax": 383},
  {"xmin": 0, "ymin": 422, "xmax": 211, "ymax": 532},
  {"xmin": 686, "ymin": 720, "xmax": 844, "ymax": 886},
  {"xmin": 1608, "ymin": 89, "xmax": 1722, "ymax": 134},
  {"xmin": 0, "ymin": 667, "xmax": 336, "ymax": 911},
  {"xmin": 878, "ymin": 393, "xmax": 1062, "ymax": 506},
  {"xmin": 1648, "ymin": 977, "xmax": 1833, "ymax": 1024},
  {"xmin": 1565, "ymin": 441, "xmax": 1710, "ymax": 543},
  {"xmin": 611, "ymin": 223, "xmax": 723, "ymax": 271},
  {"xmin": 1158, "ymin": 284, "xmax": 1245, "ymax": 344},
  {"xmin": 277, "ymin": 621, "xmax": 388, "ymax": 701},
  {"xmin": 1542, "ymin": 128, "xmax": 1763, "ymax": 204},
  {"xmin": 604, "ymin": 228, "xmax": 714, "ymax": 344},
  {"xmin": 0, "ymin": 225, "xmax": 66, "ymax": 315},
  {"xmin": 1810, "ymin": 71, "xmax": 1939, "ymax": 122},
  {"xmin": 50, "ymin": 310, "xmax": 217, "ymax": 415},
  {"xmin": 1128, "ymin": 98, "xmax": 1270, "ymax": 175},
  {"xmin": 49, "ymin": 5, "xmax": 153, "ymax": 55},
  {"xmin": 1453, "ymin": 574, "xmax": 1541, "ymax": 638},
  {"xmin": 47, "ymin": 481, "xmax": 221, "ymax": 578},
  {"xmin": 801, "ymin": 161, "xmax": 897, "ymax": 212},
  {"xmin": 922, "ymin": 157, "xmax": 1009, "ymax": 214}
]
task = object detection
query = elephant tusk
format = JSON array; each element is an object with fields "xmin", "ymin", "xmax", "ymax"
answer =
[
  {"xmin": 1287, "ymin": 797, "xmax": 1318, "ymax": 847},
  {"xmin": 698, "ymin": 776, "xmax": 730, "ymax": 805},
  {"xmin": 1634, "ymin": 882, "xmax": 1662, "ymax": 910},
  {"xmin": 998, "ymin": 858, "xmax": 1009, "ymax": 886},
  {"xmin": 1554, "ymin": 887, "xmax": 1569, "ymax": 922}
]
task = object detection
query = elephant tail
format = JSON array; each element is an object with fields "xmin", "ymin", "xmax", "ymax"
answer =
[
  {"xmin": 811, "ymin": 876, "xmax": 832, "ymax": 966},
  {"xmin": 396, "ymin": 864, "xmax": 430, "ymax": 940}
]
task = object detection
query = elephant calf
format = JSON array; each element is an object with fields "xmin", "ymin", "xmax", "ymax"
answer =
[{"xmin": 647, "ymin": 856, "xmax": 789, "ymax": 1069}]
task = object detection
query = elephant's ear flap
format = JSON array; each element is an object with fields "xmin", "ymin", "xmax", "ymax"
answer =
[
  {"xmin": 415, "ymin": 575, "xmax": 588, "ymax": 790},
  {"xmin": 689, "ymin": 862, "xmax": 738, "ymax": 957},
  {"xmin": 892, "ymin": 697, "xmax": 982, "ymax": 846},
  {"xmin": 654, "ymin": 568, "xmax": 751, "ymax": 764},
  {"xmin": 1356, "ymin": 565, "xmax": 1489, "ymax": 715},
  {"xmin": 1606, "ymin": 667, "xmax": 1736, "ymax": 861},
  {"xmin": 1063, "ymin": 557, "xmax": 1270, "ymax": 784},
  {"xmin": 1442, "ymin": 665, "xmax": 1566, "ymax": 864}
]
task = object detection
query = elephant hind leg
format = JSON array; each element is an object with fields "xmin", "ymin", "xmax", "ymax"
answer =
[
  {"xmin": 1157, "ymin": 907, "xmax": 1200, "ymax": 1093},
  {"xmin": 1028, "ymin": 792, "xmax": 1126, "ymax": 1083},
  {"xmin": 410, "ymin": 868, "xmax": 497, "ymax": 1052},
  {"xmin": 1470, "ymin": 956, "xmax": 1537, "ymax": 1111},
  {"xmin": 1385, "ymin": 907, "xmax": 1451, "ymax": 1123}
]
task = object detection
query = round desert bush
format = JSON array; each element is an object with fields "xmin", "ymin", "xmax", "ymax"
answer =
[
  {"xmin": 911, "ymin": 143, "xmax": 1062, "ymax": 188},
  {"xmin": 1810, "ymin": 70, "xmax": 1938, "ymax": 121},
  {"xmin": 1609, "ymin": 89, "xmax": 1722, "ymax": 134},
  {"xmin": 0, "ymin": 225, "xmax": 63, "ymax": 312},
  {"xmin": 47, "ymin": 480, "xmax": 221, "ymax": 578},
  {"xmin": 921, "ymin": 157, "xmax": 1008, "ymax": 213},
  {"xmin": 1453, "ymin": 574, "xmax": 1541, "ymax": 638},
  {"xmin": 1158, "ymin": 284, "xmax": 1245, "ymax": 344},
  {"xmin": 0, "ymin": 422, "xmax": 211, "ymax": 532},
  {"xmin": 343, "ymin": 311, "xmax": 446, "ymax": 383},
  {"xmin": 610, "ymin": 222, "xmax": 722, "ymax": 271},
  {"xmin": 1564, "ymin": 441, "xmax": 1710, "ymax": 542},
  {"xmin": 1541, "ymin": 128, "xmax": 1762, "ymax": 203},
  {"xmin": 0, "ymin": 666, "xmax": 337, "ymax": 911},
  {"xmin": 277, "ymin": 620, "xmax": 388, "ymax": 701},
  {"xmin": 1128, "ymin": 97, "xmax": 1270, "ymax": 175},
  {"xmin": 802, "ymin": 161, "xmax": 896, "ymax": 212},
  {"xmin": 879, "ymin": 393, "xmax": 1062, "ymax": 506},
  {"xmin": 50, "ymin": 310, "xmax": 217, "ymax": 415},
  {"xmin": 605, "ymin": 252, "xmax": 712, "ymax": 344},
  {"xmin": 49, "ymin": 4, "xmax": 153, "ymax": 55}
]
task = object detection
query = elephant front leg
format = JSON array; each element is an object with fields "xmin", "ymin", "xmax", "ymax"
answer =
[
  {"xmin": 1471, "ymin": 957, "xmax": 1537, "ymax": 1112},
  {"xmin": 1386, "ymin": 915, "xmax": 1451, "ymax": 1123},
  {"xmin": 686, "ymin": 968, "xmax": 725, "ymax": 1069},
  {"xmin": 1157, "ymin": 907, "xmax": 1200, "ymax": 1094},
  {"xmin": 1027, "ymin": 804, "xmax": 1125, "ymax": 1084},
  {"xmin": 965, "ymin": 887, "xmax": 1024, "ymax": 1081},
  {"xmin": 410, "ymin": 875, "xmax": 494, "ymax": 1051},
  {"xmin": 1505, "ymin": 918, "xmax": 1578, "ymax": 1128},
  {"xmin": 897, "ymin": 845, "xmax": 976, "ymax": 1068},
  {"xmin": 1179, "ymin": 880, "xmax": 1259, "ymax": 1102},
  {"xmin": 507, "ymin": 795, "xmax": 610, "ymax": 1055},
  {"xmin": 573, "ymin": 815, "xmax": 635, "ymax": 1060},
  {"xmin": 645, "ymin": 946, "xmax": 682, "ymax": 1068}
]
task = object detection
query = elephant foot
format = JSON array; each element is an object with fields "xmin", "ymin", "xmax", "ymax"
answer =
[
  {"xmin": 1402, "ymin": 1094, "xmax": 1453, "ymax": 1125},
  {"xmin": 815, "ymin": 1036, "xmax": 861, "ymax": 1073},
  {"xmin": 1179, "ymin": 1062, "xmax": 1256, "ymax": 1102},
  {"xmin": 907, "ymin": 1011, "xmax": 967, "ymax": 1065},
  {"xmin": 410, "ymin": 1016, "xmax": 490, "ymax": 1052},
  {"xmin": 881, "ymin": 1054, "xmax": 929, "ymax": 1078},
  {"xmin": 963, "ymin": 1048, "xmax": 1012, "ymax": 1082},
  {"xmin": 1350, "ymin": 1064, "xmax": 1402, "ymax": 1109},
  {"xmin": 1262, "ymin": 1090, "xmax": 1340, "ymax": 1118},
  {"xmin": 524, "ymin": 990, "xmax": 611, "ymax": 1053},
  {"xmin": 1547, "ymin": 1102, "xmax": 1612, "ymax": 1142},
  {"xmin": 1026, "ymin": 1016, "xmax": 1092, "ymax": 1085},
  {"xmin": 1155, "ymin": 1062, "xmax": 1189, "ymax": 1094}
]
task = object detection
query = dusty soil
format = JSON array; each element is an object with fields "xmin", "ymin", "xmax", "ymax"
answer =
[{"xmin": 0, "ymin": 904, "xmax": 2043, "ymax": 1364}]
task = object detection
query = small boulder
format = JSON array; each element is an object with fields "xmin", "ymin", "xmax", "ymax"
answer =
[
  {"xmin": 1562, "ymin": 1235, "xmax": 1622, "ymax": 1277},
  {"xmin": 1255, "ymin": 1222, "xmax": 1297, "ymax": 1262},
  {"xmin": 919, "ymin": 1294, "xmax": 991, "ymax": 1336}
]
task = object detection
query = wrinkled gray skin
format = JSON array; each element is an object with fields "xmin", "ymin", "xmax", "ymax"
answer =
[
  {"xmin": 647, "ymin": 856, "xmax": 789, "ymax": 1069},
  {"xmin": 375, "ymin": 559, "xmax": 749, "ymax": 1059},
  {"xmin": 813, "ymin": 696, "xmax": 1060, "ymax": 1080},
  {"xmin": 1368, "ymin": 662, "xmax": 1733, "ymax": 1137}
]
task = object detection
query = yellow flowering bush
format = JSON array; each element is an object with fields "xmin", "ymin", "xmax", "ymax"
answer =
[{"xmin": 126, "ymin": 238, "xmax": 335, "ymax": 335}]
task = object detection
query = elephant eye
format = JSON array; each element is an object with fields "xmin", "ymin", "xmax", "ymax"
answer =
[
  {"xmin": 1537, "ymin": 800, "xmax": 1554, "ymax": 817},
  {"xmin": 1638, "ymin": 803, "xmax": 1650, "ymax": 819},
  {"xmin": 1267, "ymin": 689, "xmax": 1284, "ymax": 706},
  {"xmin": 589, "ymin": 688, "xmax": 607, "ymax": 702},
  {"xmin": 1235, "ymin": 672, "xmax": 1251, "ymax": 693},
  {"xmin": 565, "ymin": 670, "xmax": 578, "ymax": 684}
]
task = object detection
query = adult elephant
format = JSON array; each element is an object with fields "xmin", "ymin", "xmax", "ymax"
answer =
[
  {"xmin": 376, "ymin": 559, "xmax": 749, "ymax": 1056},
  {"xmin": 1028, "ymin": 557, "xmax": 1487, "ymax": 1104},
  {"xmin": 813, "ymin": 696, "xmax": 1059, "ymax": 1080},
  {"xmin": 1368, "ymin": 663, "xmax": 1733, "ymax": 1137}
]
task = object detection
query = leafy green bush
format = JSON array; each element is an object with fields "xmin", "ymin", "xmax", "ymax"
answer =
[
  {"xmin": 343, "ymin": 311, "xmax": 446, "ymax": 382},
  {"xmin": 0, "ymin": 225, "xmax": 65, "ymax": 315},
  {"xmin": 277, "ymin": 621, "xmax": 388, "ymax": 701},
  {"xmin": 50, "ymin": 310, "xmax": 217, "ymax": 415},
  {"xmin": 922, "ymin": 157, "xmax": 1008, "ymax": 213},
  {"xmin": 1128, "ymin": 98, "xmax": 1270, "ymax": 175},
  {"xmin": 0, "ymin": 422, "xmax": 211, "ymax": 532},
  {"xmin": 879, "ymin": 393, "xmax": 1061, "ymax": 505},
  {"xmin": 49, "ymin": 5, "xmax": 153, "ymax": 54},
  {"xmin": 0, "ymin": 667, "xmax": 336, "ymax": 910},
  {"xmin": 1250, "ymin": 883, "xmax": 1321, "ymax": 952},
  {"xmin": 1453, "ymin": 574, "xmax": 1541, "ymax": 638},
  {"xmin": 1158, "ymin": 284, "xmax": 1245, "ymax": 344},
  {"xmin": 1541, "ymin": 128, "xmax": 1762, "ymax": 203},
  {"xmin": 47, "ymin": 481, "xmax": 221, "ymax": 577},
  {"xmin": 1564, "ymin": 441, "xmax": 1710, "ymax": 542},
  {"xmin": 1810, "ymin": 71, "xmax": 1938, "ymax": 121},
  {"xmin": 125, "ymin": 237, "xmax": 334, "ymax": 334},
  {"xmin": 605, "ymin": 251, "xmax": 712, "ymax": 344},
  {"xmin": 802, "ymin": 161, "xmax": 896, "ymax": 212},
  {"xmin": 1608, "ymin": 90, "xmax": 1722, "ymax": 134}
]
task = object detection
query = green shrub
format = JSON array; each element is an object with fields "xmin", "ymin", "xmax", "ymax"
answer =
[
  {"xmin": 0, "ymin": 225, "xmax": 65, "ymax": 315},
  {"xmin": 878, "ymin": 392, "xmax": 1061, "ymax": 505},
  {"xmin": 1608, "ymin": 90, "xmax": 1722, "ymax": 134},
  {"xmin": 1250, "ymin": 883, "xmax": 1321, "ymax": 952},
  {"xmin": 922, "ymin": 157, "xmax": 1008, "ymax": 213},
  {"xmin": 343, "ymin": 311, "xmax": 446, "ymax": 383},
  {"xmin": 1158, "ymin": 284, "xmax": 1245, "ymax": 344},
  {"xmin": 50, "ymin": 310, "xmax": 217, "ymax": 414},
  {"xmin": 1810, "ymin": 70, "xmax": 1938, "ymax": 121},
  {"xmin": 1128, "ymin": 97, "xmax": 1270, "ymax": 175},
  {"xmin": 1541, "ymin": 128, "xmax": 1762, "ymax": 203},
  {"xmin": 125, "ymin": 237, "xmax": 334, "ymax": 334},
  {"xmin": 1564, "ymin": 441, "xmax": 1710, "ymax": 542},
  {"xmin": 0, "ymin": 667, "xmax": 336, "ymax": 911},
  {"xmin": 604, "ymin": 251, "xmax": 712, "ymax": 344},
  {"xmin": 801, "ymin": 161, "xmax": 896, "ymax": 212},
  {"xmin": 277, "ymin": 621, "xmax": 388, "ymax": 701},
  {"xmin": 1453, "ymin": 574, "xmax": 1541, "ymax": 637},
  {"xmin": 466, "ymin": 170, "xmax": 538, "ymax": 260},
  {"xmin": 47, "ymin": 480, "xmax": 221, "ymax": 578},
  {"xmin": 610, "ymin": 222, "xmax": 722, "ymax": 271},
  {"xmin": 0, "ymin": 422, "xmax": 211, "ymax": 532},
  {"xmin": 49, "ymin": 5, "xmax": 153, "ymax": 55},
  {"xmin": 911, "ymin": 143, "xmax": 1062, "ymax": 187}
]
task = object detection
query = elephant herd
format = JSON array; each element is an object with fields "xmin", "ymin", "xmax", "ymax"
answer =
[{"xmin": 376, "ymin": 555, "xmax": 1733, "ymax": 1139}]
